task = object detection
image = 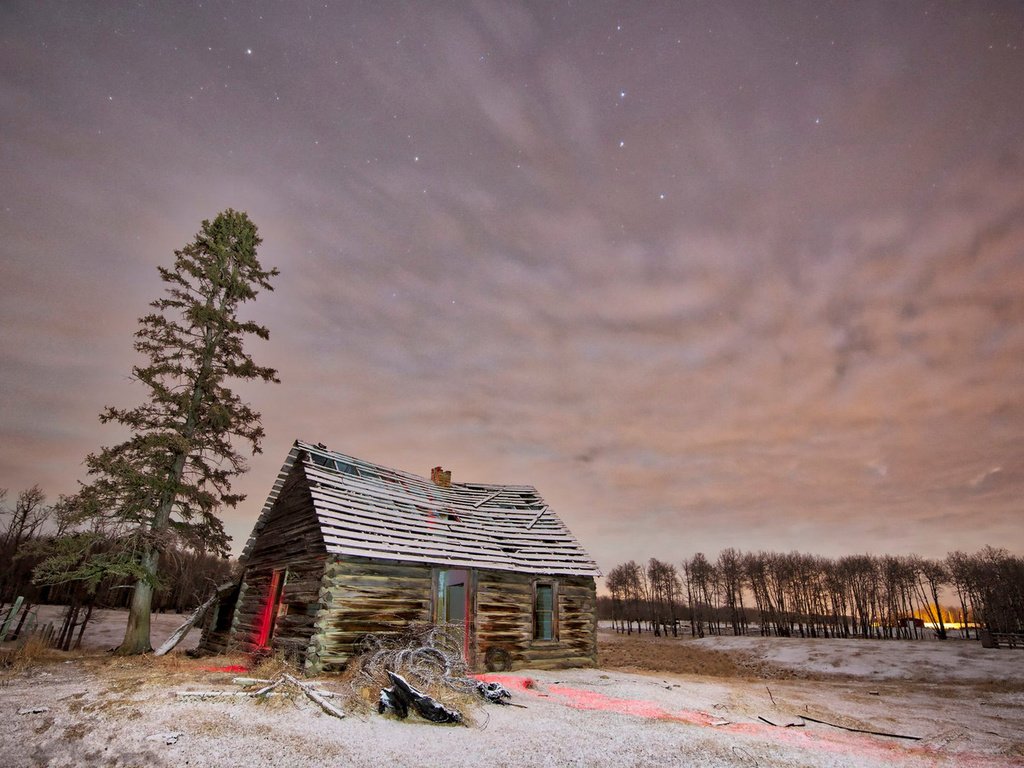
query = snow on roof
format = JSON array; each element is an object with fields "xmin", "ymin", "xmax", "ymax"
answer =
[{"xmin": 240, "ymin": 440, "xmax": 601, "ymax": 577}]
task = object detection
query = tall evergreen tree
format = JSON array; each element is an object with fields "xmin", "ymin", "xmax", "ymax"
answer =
[{"xmin": 84, "ymin": 209, "xmax": 278, "ymax": 654}]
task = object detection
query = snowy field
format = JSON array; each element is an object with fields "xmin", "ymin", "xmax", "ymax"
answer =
[{"xmin": 1, "ymin": 610, "xmax": 1022, "ymax": 767}]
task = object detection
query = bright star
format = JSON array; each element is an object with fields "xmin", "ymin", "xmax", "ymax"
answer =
[
  {"xmin": 619, "ymin": 140, "xmax": 625, "ymax": 148},
  {"xmin": 246, "ymin": 48, "xmax": 253, "ymax": 55}
]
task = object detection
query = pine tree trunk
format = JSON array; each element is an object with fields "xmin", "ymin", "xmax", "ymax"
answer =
[
  {"xmin": 117, "ymin": 447, "xmax": 190, "ymax": 654},
  {"xmin": 118, "ymin": 548, "xmax": 158, "ymax": 653}
]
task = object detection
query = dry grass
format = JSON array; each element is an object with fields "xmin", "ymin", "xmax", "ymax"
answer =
[
  {"xmin": 0, "ymin": 635, "xmax": 66, "ymax": 683},
  {"xmin": 249, "ymin": 651, "xmax": 301, "ymax": 681},
  {"xmin": 597, "ymin": 629, "xmax": 782, "ymax": 679}
]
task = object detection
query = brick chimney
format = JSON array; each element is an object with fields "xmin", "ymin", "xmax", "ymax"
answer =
[{"xmin": 430, "ymin": 466, "xmax": 452, "ymax": 487}]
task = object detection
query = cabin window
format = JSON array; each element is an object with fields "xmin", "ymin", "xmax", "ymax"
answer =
[{"xmin": 533, "ymin": 582, "xmax": 557, "ymax": 641}]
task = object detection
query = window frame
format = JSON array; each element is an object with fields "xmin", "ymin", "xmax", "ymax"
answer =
[{"xmin": 531, "ymin": 579, "xmax": 559, "ymax": 643}]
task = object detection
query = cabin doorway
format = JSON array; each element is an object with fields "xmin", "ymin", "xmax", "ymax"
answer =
[
  {"xmin": 257, "ymin": 569, "xmax": 287, "ymax": 648},
  {"xmin": 436, "ymin": 569, "xmax": 472, "ymax": 661}
]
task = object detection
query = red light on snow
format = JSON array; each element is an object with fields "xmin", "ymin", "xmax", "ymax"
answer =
[{"xmin": 473, "ymin": 674, "xmax": 535, "ymax": 691}]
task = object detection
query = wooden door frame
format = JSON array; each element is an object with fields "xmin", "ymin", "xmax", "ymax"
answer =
[
  {"xmin": 432, "ymin": 567, "xmax": 476, "ymax": 667},
  {"xmin": 257, "ymin": 568, "xmax": 287, "ymax": 648}
]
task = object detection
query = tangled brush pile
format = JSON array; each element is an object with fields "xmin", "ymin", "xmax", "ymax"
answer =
[
  {"xmin": 351, "ymin": 623, "xmax": 477, "ymax": 695},
  {"xmin": 339, "ymin": 623, "xmax": 513, "ymax": 724}
]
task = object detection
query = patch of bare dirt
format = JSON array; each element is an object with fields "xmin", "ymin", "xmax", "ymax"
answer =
[{"xmin": 597, "ymin": 628, "xmax": 790, "ymax": 679}]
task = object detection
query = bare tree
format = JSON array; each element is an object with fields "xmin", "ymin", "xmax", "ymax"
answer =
[
  {"xmin": 717, "ymin": 548, "xmax": 746, "ymax": 636},
  {"xmin": 1, "ymin": 485, "xmax": 51, "ymax": 550}
]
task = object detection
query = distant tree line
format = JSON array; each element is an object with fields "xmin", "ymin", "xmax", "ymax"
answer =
[
  {"xmin": 0, "ymin": 485, "xmax": 235, "ymax": 646},
  {"xmin": 601, "ymin": 548, "xmax": 1024, "ymax": 641}
]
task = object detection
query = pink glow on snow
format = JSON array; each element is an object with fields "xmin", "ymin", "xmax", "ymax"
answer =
[
  {"xmin": 545, "ymin": 684, "xmax": 715, "ymax": 726},
  {"xmin": 473, "ymin": 674, "xmax": 536, "ymax": 692},
  {"xmin": 472, "ymin": 673, "xmax": 1022, "ymax": 765},
  {"xmin": 474, "ymin": 674, "xmax": 712, "ymax": 724}
]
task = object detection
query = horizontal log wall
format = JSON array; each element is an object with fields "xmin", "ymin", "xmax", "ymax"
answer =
[
  {"xmin": 475, "ymin": 570, "xmax": 597, "ymax": 670},
  {"xmin": 229, "ymin": 466, "xmax": 327, "ymax": 661},
  {"xmin": 311, "ymin": 556, "xmax": 433, "ymax": 672}
]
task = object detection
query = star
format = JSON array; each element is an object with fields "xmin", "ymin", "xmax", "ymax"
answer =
[
  {"xmin": 619, "ymin": 140, "xmax": 625, "ymax": 148},
  {"xmin": 619, "ymin": 90, "xmax": 626, "ymax": 99},
  {"xmin": 246, "ymin": 48, "xmax": 253, "ymax": 55},
  {"xmin": 658, "ymin": 193, "xmax": 665, "ymax": 200}
]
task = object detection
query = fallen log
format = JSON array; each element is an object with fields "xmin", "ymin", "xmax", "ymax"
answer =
[
  {"xmin": 283, "ymin": 674, "xmax": 345, "ymax": 719},
  {"xmin": 176, "ymin": 684, "xmax": 337, "ymax": 701},
  {"xmin": 251, "ymin": 678, "xmax": 285, "ymax": 697},
  {"xmin": 154, "ymin": 593, "xmax": 218, "ymax": 657},
  {"xmin": 380, "ymin": 671, "xmax": 463, "ymax": 724}
]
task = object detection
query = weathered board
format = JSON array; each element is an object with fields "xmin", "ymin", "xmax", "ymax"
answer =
[
  {"xmin": 230, "ymin": 463, "xmax": 328, "ymax": 661},
  {"xmin": 475, "ymin": 570, "xmax": 597, "ymax": 670},
  {"xmin": 309, "ymin": 556, "xmax": 433, "ymax": 672}
]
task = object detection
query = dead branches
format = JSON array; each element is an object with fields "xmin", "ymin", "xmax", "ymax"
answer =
[
  {"xmin": 798, "ymin": 714, "xmax": 921, "ymax": 741},
  {"xmin": 346, "ymin": 623, "xmax": 520, "ymax": 725},
  {"xmin": 175, "ymin": 674, "xmax": 344, "ymax": 719},
  {"xmin": 281, "ymin": 673, "xmax": 345, "ymax": 719}
]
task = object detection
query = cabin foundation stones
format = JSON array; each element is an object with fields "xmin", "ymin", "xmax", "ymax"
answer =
[{"xmin": 199, "ymin": 440, "xmax": 601, "ymax": 676}]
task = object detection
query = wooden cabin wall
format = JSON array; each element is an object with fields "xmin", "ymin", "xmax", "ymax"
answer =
[
  {"xmin": 196, "ymin": 584, "xmax": 241, "ymax": 656},
  {"xmin": 229, "ymin": 468, "xmax": 327, "ymax": 661},
  {"xmin": 311, "ymin": 561, "xmax": 436, "ymax": 671},
  {"xmin": 475, "ymin": 571, "xmax": 597, "ymax": 670},
  {"xmin": 309, "ymin": 556, "xmax": 433, "ymax": 673}
]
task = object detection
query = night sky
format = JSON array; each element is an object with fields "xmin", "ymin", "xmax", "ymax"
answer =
[{"xmin": 2, "ymin": 1, "xmax": 1022, "ymax": 573}]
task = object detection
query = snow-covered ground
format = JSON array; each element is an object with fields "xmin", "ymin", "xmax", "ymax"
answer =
[
  {"xmin": 21, "ymin": 605, "xmax": 201, "ymax": 652},
  {"xmin": 693, "ymin": 632, "xmax": 1014, "ymax": 683},
  {"xmin": 1, "ymin": 611, "xmax": 1021, "ymax": 767}
]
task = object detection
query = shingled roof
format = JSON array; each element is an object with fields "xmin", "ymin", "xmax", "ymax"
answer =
[{"xmin": 240, "ymin": 440, "xmax": 601, "ymax": 577}]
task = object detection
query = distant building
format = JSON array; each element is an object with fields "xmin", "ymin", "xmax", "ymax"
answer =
[{"xmin": 199, "ymin": 440, "xmax": 600, "ymax": 673}]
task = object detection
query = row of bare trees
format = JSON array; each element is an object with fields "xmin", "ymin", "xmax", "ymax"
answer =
[
  {"xmin": 0, "ymin": 485, "xmax": 235, "ymax": 645},
  {"xmin": 603, "ymin": 547, "xmax": 1024, "ymax": 641}
]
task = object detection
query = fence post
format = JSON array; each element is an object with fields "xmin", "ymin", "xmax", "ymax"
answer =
[{"xmin": 0, "ymin": 596, "xmax": 25, "ymax": 642}]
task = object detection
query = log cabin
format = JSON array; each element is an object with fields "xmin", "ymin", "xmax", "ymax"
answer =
[{"xmin": 199, "ymin": 440, "xmax": 601, "ymax": 674}]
